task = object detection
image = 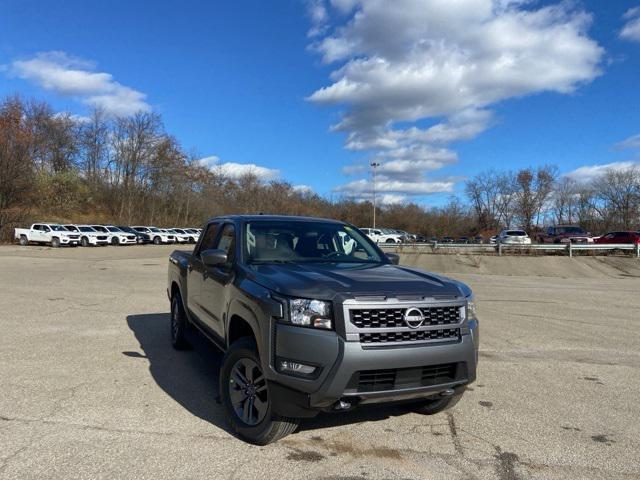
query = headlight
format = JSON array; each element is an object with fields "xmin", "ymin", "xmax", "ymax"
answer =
[
  {"xmin": 287, "ymin": 298, "xmax": 333, "ymax": 330},
  {"xmin": 466, "ymin": 295, "xmax": 477, "ymax": 319}
]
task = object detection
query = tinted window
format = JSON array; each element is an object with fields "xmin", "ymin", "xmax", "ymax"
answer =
[
  {"xmin": 215, "ymin": 224, "xmax": 236, "ymax": 269},
  {"xmin": 199, "ymin": 223, "xmax": 219, "ymax": 252},
  {"xmin": 506, "ymin": 230, "xmax": 526, "ymax": 236},
  {"xmin": 244, "ymin": 221, "xmax": 382, "ymax": 264}
]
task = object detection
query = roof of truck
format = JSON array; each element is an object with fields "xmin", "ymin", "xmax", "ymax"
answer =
[{"xmin": 205, "ymin": 214, "xmax": 344, "ymax": 224}]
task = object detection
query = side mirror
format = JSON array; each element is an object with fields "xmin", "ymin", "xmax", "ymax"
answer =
[
  {"xmin": 386, "ymin": 253, "xmax": 400, "ymax": 265},
  {"xmin": 201, "ymin": 248, "xmax": 228, "ymax": 268}
]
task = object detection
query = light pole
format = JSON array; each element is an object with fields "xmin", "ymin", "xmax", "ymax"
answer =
[{"xmin": 370, "ymin": 162, "xmax": 380, "ymax": 228}]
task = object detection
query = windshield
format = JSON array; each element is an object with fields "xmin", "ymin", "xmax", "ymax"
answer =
[
  {"xmin": 174, "ymin": 229, "xmax": 185, "ymax": 234},
  {"xmin": 506, "ymin": 230, "xmax": 526, "ymax": 236},
  {"xmin": 107, "ymin": 227, "xmax": 122, "ymax": 232},
  {"xmin": 150, "ymin": 227, "xmax": 161, "ymax": 232},
  {"xmin": 50, "ymin": 225, "xmax": 68, "ymax": 232},
  {"xmin": 244, "ymin": 221, "xmax": 383, "ymax": 264},
  {"xmin": 79, "ymin": 227, "xmax": 95, "ymax": 232}
]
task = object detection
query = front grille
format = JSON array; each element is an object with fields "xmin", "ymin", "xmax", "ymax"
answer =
[
  {"xmin": 350, "ymin": 306, "xmax": 461, "ymax": 329},
  {"xmin": 347, "ymin": 363, "xmax": 458, "ymax": 393},
  {"xmin": 97, "ymin": 236, "xmax": 107, "ymax": 240},
  {"xmin": 68, "ymin": 235, "xmax": 79, "ymax": 239},
  {"xmin": 360, "ymin": 328, "xmax": 460, "ymax": 344},
  {"xmin": 127, "ymin": 236, "xmax": 135, "ymax": 240}
]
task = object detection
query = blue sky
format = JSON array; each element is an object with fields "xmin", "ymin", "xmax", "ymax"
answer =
[{"xmin": 1, "ymin": 0, "xmax": 639, "ymax": 206}]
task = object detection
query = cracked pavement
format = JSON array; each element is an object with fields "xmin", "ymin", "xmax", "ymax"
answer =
[{"xmin": 1, "ymin": 245, "xmax": 639, "ymax": 479}]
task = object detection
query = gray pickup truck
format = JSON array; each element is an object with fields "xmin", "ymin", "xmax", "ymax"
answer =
[{"xmin": 167, "ymin": 215, "xmax": 479, "ymax": 444}]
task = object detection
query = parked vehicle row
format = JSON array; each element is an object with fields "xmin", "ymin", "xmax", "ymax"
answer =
[
  {"xmin": 14, "ymin": 223, "xmax": 202, "ymax": 247},
  {"xmin": 381, "ymin": 224, "xmax": 640, "ymax": 247}
]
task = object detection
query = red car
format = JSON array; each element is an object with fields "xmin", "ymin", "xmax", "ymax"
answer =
[{"xmin": 594, "ymin": 231, "xmax": 640, "ymax": 244}]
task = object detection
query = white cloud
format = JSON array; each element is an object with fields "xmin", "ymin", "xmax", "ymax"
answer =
[
  {"xmin": 292, "ymin": 184, "xmax": 314, "ymax": 193},
  {"xmin": 198, "ymin": 155, "xmax": 280, "ymax": 182},
  {"xmin": 621, "ymin": 7, "xmax": 640, "ymax": 41},
  {"xmin": 565, "ymin": 161, "xmax": 640, "ymax": 183},
  {"xmin": 306, "ymin": 0, "xmax": 330, "ymax": 37},
  {"xmin": 10, "ymin": 51, "xmax": 149, "ymax": 116},
  {"xmin": 334, "ymin": 177, "xmax": 454, "ymax": 197},
  {"xmin": 308, "ymin": 0, "xmax": 604, "ymax": 199},
  {"xmin": 615, "ymin": 133, "xmax": 640, "ymax": 150}
]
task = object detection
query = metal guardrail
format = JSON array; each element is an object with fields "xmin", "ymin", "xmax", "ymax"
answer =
[{"xmin": 378, "ymin": 242, "xmax": 640, "ymax": 258}]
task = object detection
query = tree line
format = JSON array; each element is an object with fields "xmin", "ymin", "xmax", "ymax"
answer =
[{"xmin": 1, "ymin": 95, "xmax": 638, "ymax": 242}]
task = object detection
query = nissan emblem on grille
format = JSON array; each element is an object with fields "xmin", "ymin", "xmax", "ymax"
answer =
[{"xmin": 403, "ymin": 307, "xmax": 425, "ymax": 329}]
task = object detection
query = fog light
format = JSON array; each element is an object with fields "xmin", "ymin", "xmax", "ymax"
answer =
[{"xmin": 277, "ymin": 358, "xmax": 317, "ymax": 376}]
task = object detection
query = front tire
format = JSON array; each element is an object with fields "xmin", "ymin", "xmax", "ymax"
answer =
[
  {"xmin": 170, "ymin": 293, "xmax": 189, "ymax": 350},
  {"xmin": 51, "ymin": 237, "xmax": 61, "ymax": 248},
  {"xmin": 81, "ymin": 236, "xmax": 90, "ymax": 247},
  {"xmin": 220, "ymin": 338, "xmax": 299, "ymax": 445},
  {"xmin": 409, "ymin": 389, "xmax": 465, "ymax": 415},
  {"xmin": 153, "ymin": 236, "xmax": 161, "ymax": 245},
  {"xmin": 111, "ymin": 237, "xmax": 120, "ymax": 246}
]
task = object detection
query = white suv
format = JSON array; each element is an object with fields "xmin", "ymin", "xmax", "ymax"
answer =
[
  {"xmin": 168, "ymin": 228, "xmax": 192, "ymax": 244},
  {"xmin": 63, "ymin": 225, "xmax": 109, "ymax": 247},
  {"xmin": 132, "ymin": 226, "xmax": 176, "ymax": 245},
  {"xmin": 497, "ymin": 229, "xmax": 531, "ymax": 245},
  {"xmin": 360, "ymin": 228, "xmax": 403, "ymax": 244}
]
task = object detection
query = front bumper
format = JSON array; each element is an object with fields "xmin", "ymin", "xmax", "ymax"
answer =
[
  {"xmin": 268, "ymin": 322, "xmax": 478, "ymax": 417},
  {"xmin": 60, "ymin": 237, "xmax": 79, "ymax": 245}
]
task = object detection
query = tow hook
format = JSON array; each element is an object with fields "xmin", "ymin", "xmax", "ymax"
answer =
[{"xmin": 333, "ymin": 399, "xmax": 352, "ymax": 410}]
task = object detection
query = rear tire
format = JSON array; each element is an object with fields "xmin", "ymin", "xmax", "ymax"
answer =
[
  {"xmin": 409, "ymin": 390, "xmax": 465, "ymax": 415},
  {"xmin": 19, "ymin": 235, "xmax": 28, "ymax": 246},
  {"xmin": 220, "ymin": 337, "xmax": 299, "ymax": 445},
  {"xmin": 51, "ymin": 237, "xmax": 60, "ymax": 248},
  {"xmin": 170, "ymin": 293, "xmax": 189, "ymax": 350}
]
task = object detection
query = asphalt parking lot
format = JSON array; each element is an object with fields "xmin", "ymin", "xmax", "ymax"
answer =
[{"xmin": 1, "ymin": 245, "xmax": 639, "ymax": 480}]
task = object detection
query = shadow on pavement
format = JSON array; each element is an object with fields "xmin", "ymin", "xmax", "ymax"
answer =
[
  {"xmin": 126, "ymin": 313, "xmax": 412, "ymax": 436},
  {"xmin": 126, "ymin": 313, "xmax": 230, "ymax": 433}
]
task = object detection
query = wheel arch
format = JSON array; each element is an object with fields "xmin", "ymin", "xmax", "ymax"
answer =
[{"xmin": 227, "ymin": 300, "xmax": 263, "ymax": 357}]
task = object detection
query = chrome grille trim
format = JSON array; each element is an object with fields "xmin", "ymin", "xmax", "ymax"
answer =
[{"xmin": 342, "ymin": 297, "xmax": 466, "ymax": 345}]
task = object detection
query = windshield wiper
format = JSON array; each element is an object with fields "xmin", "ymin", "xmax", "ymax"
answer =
[{"xmin": 249, "ymin": 259, "xmax": 297, "ymax": 265}]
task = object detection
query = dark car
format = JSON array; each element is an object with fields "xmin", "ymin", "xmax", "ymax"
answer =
[
  {"xmin": 441, "ymin": 236, "xmax": 455, "ymax": 244},
  {"xmin": 594, "ymin": 231, "xmax": 640, "ymax": 245},
  {"xmin": 538, "ymin": 225, "xmax": 593, "ymax": 244},
  {"xmin": 167, "ymin": 215, "xmax": 479, "ymax": 444},
  {"xmin": 473, "ymin": 235, "xmax": 484, "ymax": 244},
  {"xmin": 118, "ymin": 226, "xmax": 151, "ymax": 244},
  {"xmin": 457, "ymin": 237, "xmax": 470, "ymax": 244}
]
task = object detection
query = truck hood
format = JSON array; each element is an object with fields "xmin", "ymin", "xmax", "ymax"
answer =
[{"xmin": 246, "ymin": 262, "xmax": 467, "ymax": 300}]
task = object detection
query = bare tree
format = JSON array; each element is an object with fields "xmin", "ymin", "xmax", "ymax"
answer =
[
  {"xmin": 513, "ymin": 165, "xmax": 558, "ymax": 230},
  {"xmin": 0, "ymin": 97, "xmax": 35, "ymax": 238},
  {"xmin": 592, "ymin": 167, "xmax": 640, "ymax": 229}
]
